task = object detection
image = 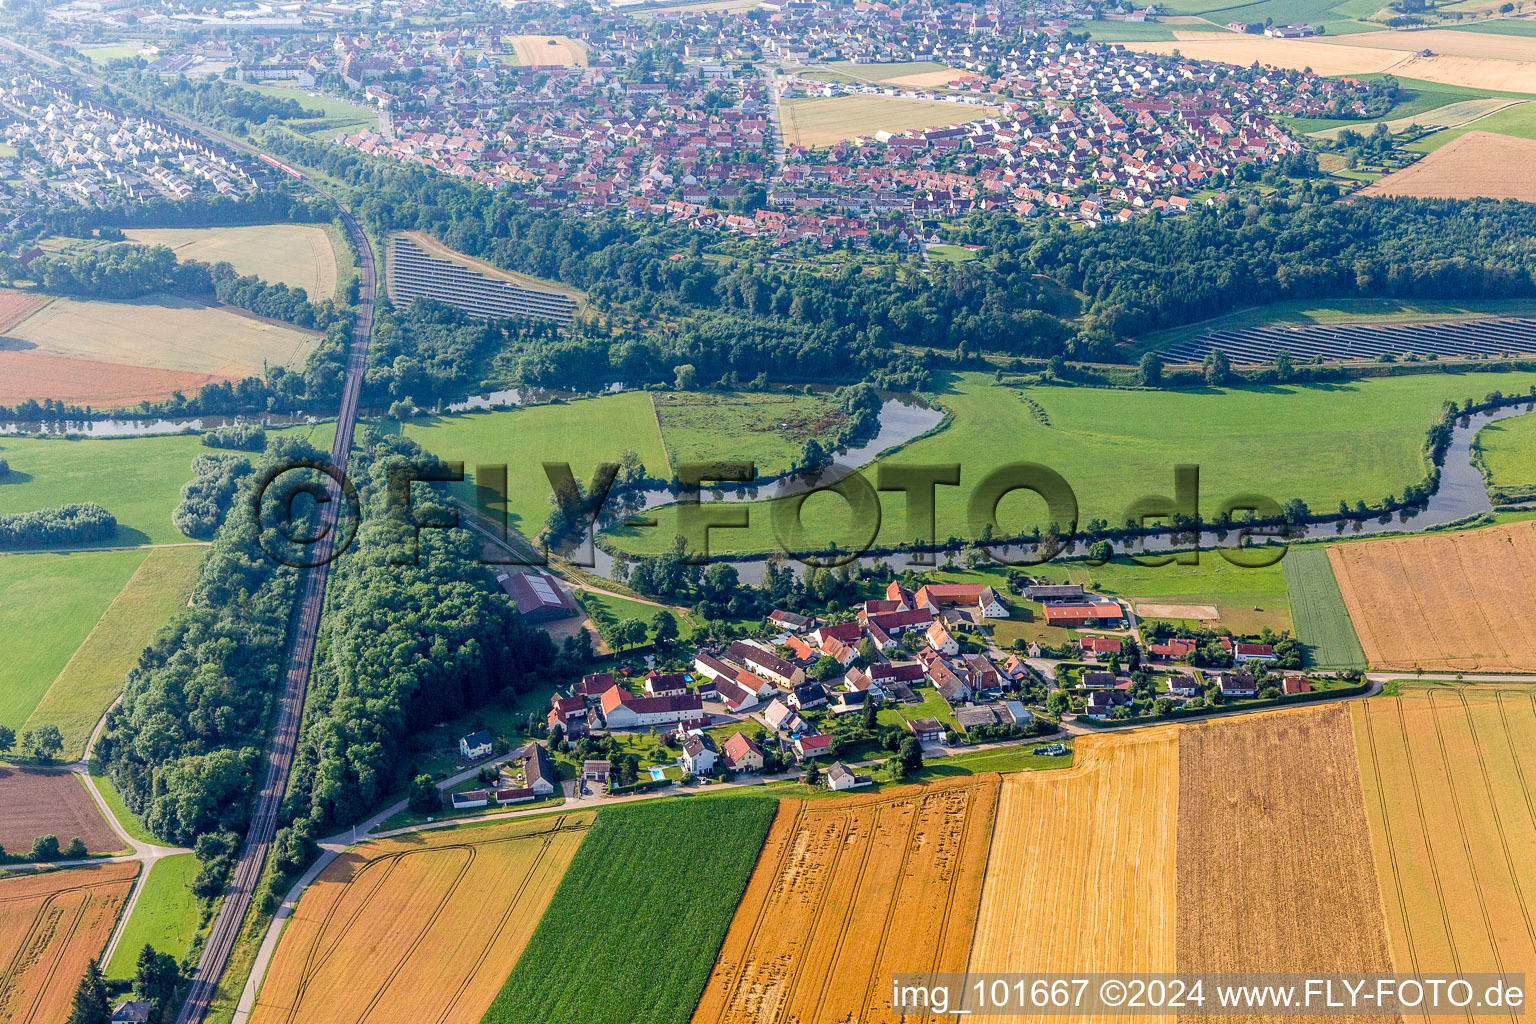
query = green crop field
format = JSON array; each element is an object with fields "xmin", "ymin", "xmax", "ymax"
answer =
[
  {"xmin": 483, "ymin": 796, "xmax": 776, "ymax": 1024},
  {"xmin": 105, "ymin": 853, "xmax": 203, "ymax": 981},
  {"xmin": 0, "ymin": 549, "xmax": 149, "ymax": 736},
  {"xmin": 1407, "ymin": 100, "xmax": 1536, "ymax": 152},
  {"xmin": 1280, "ymin": 545, "xmax": 1367, "ymax": 669},
  {"xmin": 25, "ymin": 545, "xmax": 205, "ymax": 760},
  {"xmin": 402, "ymin": 392, "xmax": 670, "ymax": 540},
  {"xmin": 1476, "ymin": 409, "xmax": 1536, "ymax": 500},
  {"xmin": 605, "ymin": 371, "xmax": 1536, "ymax": 564},
  {"xmin": 232, "ymin": 82, "xmax": 378, "ymax": 136},
  {"xmin": 1445, "ymin": 18, "xmax": 1536, "ymax": 36},
  {"xmin": 654, "ymin": 390, "xmax": 851, "ymax": 478}
]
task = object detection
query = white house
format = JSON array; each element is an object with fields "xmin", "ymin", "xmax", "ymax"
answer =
[
  {"xmin": 825, "ymin": 761, "xmax": 873, "ymax": 791},
  {"xmin": 926, "ymin": 619, "xmax": 959, "ymax": 656},
  {"xmin": 679, "ymin": 735, "xmax": 718, "ymax": 775},
  {"xmin": 600, "ymin": 685, "xmax": 707, "ymax": 729},
  {"xmin": 458, "ymin": 730, "xmax": 493, "ymax": 760}
]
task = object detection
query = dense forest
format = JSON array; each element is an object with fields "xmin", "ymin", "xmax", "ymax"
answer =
[
  {"xmin": 95, "ymin": 435, "xmax": 320, "ymax": 895},
  {"xmin": 0, "ymin": 502, "xmax": 115, "ymax": 548},
  {"xmin": 266, "ymin": 431, "xmax": 558, "ymax": 899},
  {"xmin": 172, "ymin": 453, "xmax": 253, "ymax": 540}
]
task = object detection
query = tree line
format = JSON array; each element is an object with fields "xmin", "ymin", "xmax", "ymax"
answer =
[
  {"xmin": 0, "ymin": 503, "xmax": 116, "ymax": 548},
  {"xmin": 96, "ymin": 434, "xmax": 321, "ymax": 897}
]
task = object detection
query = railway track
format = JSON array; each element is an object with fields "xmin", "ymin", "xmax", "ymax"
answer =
[{"xmin": 0, "ymin": 35, "xmax": 382, "ymax": 1024}]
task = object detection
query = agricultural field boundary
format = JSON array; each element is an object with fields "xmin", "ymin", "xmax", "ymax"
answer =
[{"xmin": 1281, "ymin": 545, "xmax": 1368, "ymax": 670}]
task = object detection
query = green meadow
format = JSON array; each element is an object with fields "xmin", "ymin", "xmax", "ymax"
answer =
[
  {"xmin": 401, "ymin": 391, "xmax": 670, "ymax": 539},
  {"xmin": 0, "ymin": 549, "xmax": 149, "ymax": 737},
  {"xmin": 25, "ymin": 545, "xmax": 206, "ymax": 760},
  {"xmin": 105, "ymin": 853, "xmax": 203, "ymax": 981},
  {"xmin": 653, "ymin": 389, "xmax": 851, "ymax": 478},
  {"xmin": 1477, "ymin": 409, "xmax": 1536, "ymax": 500},
  {"xmin": 604, "ymin": 371, "xmax": 1536, "ymax": 560}
]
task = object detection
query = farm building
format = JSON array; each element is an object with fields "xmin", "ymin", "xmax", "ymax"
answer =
[
  {"xmin": 907, "ymin": 718, "xmax": 947, "ymax": 744},
  {"xmin": 599, "ymin": 685, "xmax": 707, "ymax": 729},
  {"xmin": 692, "ymin": 651, "xmax": 742, "ymax": 682},
  {"xmin": 913, "ymin": 583, "xmax": 1010, "ymax": 618},
  {"xmin": 727, "ymin": 639, "xmax": 805, "ymax": 687},
  {"xmin": 496, "ymin": 787, "xmax": 536, "ymax": 805},
  {"xmin": 547, "ymin": 695, "xmax": 588, "ymax": 732},
  {"xmin": 511, "ymin": 741, "xmax": 557, "ymax": 796},
  {"xmin": 715, "ymin": 674, "xmax": 762, "ymax": 713},
  {"xmin": 499, "ymin": 571, "xmax": 578, "ymax": 622},
  {"xmin": 768, "ymin": 609, "xmax": 815, "ymax": 631},
  {"xmin": 452, "ymin": 789, "xmax": 492, "ymax": 809},
  {"xmin": 1024, "ymin": 583, "xmax": 1085, "ymax": 602},
  {"xmin": 1042, "ymin": 602, "xmax": 1125, "ymax": 627}
]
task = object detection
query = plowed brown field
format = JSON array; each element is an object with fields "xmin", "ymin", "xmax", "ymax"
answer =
[
  {"xmin": 1353, "ymin": 685, "xmax": 1536, "ymax": 1023},
  {"xmin": 1328, "ymin": 522, "xmax": 1536, "ymax": 672},
  {"xmin": 1177, "ymin": 706, "xmax": 1396, "ymax": 1024},
  {"xmin": 0, "ymin": 350, "xmax": 228, "ymax": 407},
  {"xmin": 0, "ymin": 289, "xmax": 51, "ymax": 333},
  {"xmin": 0, "ymin": 862, "xmax": 138, "ymax": 1024},
  {"xmin": 965, "ymin": 731, "xmax": 1177, "ymax": 1024},
  {"xmin": 691, "ymin": 775, "xmax": 999, "ymax": 1024},
  {"xmin": 249, "ymin": 813, "xmax": 591, "ymax": 1024},
  {"xmin": 0, "ymin": 766, "xmax": 121, "ymax": 855}
]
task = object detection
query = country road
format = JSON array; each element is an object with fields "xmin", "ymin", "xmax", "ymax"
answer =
[{"xmin": 0, "ymin": 34, "xmax": 379, "ymax": 1024}]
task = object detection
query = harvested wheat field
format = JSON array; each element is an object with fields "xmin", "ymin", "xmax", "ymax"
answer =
[
  {"xmin": 123, "ymin": 224, "xmax": 339, "ymax": 299},
  {"xmin": 0, "ymin": 862, "xmax": 138, "ymax": 1024},
  {"xmin": 1359, "ymin": 132, "xmax": 1536, "ymax": 202},
  {"xmin": 1317, "ymin": 27, "xmax": 1536, "ymax": 61},
  {"xmin": 692, "ymin": 775, "xmax": 999, "ymax": 1024},
  {"xmin": 1125, "ymin": 37, "xmax": 1408, "ymax": 75},
  {"xmin": 7, "ymin": 294, "xmax": 320, "ymax": 380},
  {"xmin": 1353, "ymin": 685, "xmax": 1536, "ymax": 1019},
  {"xmin": 0, "ymin": 288, "xmax": 51, "ymax": 333},
  {"xmin": 965, "ymin": 731, "xmax": 1177, "ymax": 1024},
  {"xmin": 0, "ymin": 766, "xmax": 121, "ymax": 855},
  {"xmin": 780, "ymin": 96, "xmax": 1000, "ymax": 147},
  {"xmin": 1328, "ymin": 522, "xmax": 1536, "ymax": 672},
  {"xmin": 1178, "ymin": 705, "xmax": 1396, "ymax": 1018},
  {"xmin": 1377, "ymin": 53, "xmax": 1536, "ymax": 92},
  {"xmin": 885, "ymin": 69, "xmax": 978, "ymax": 88},
  {"xmin": 508, "ymin": 34, "xmax": 587, "ymax": 66},
  {"xmin": 250, "ymin": 812, "xmax": 593, "ymax": 1024},
  {"xmin": 0, "ymin": 350, "xmax": 223, "ymax": 407}
]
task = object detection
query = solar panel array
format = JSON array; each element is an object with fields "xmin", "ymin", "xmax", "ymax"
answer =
[{"xmin": 1160, "ymin": 318, "xmax": 1536, "ymax": 365}]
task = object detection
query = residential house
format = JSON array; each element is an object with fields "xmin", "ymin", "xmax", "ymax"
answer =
[
  {"xmin": 1282, "ymin": 675, "xmax": 1311, "ymax": 695},
  {"xmin": 679, "ymin": 735, "xmax": 718, "ymax": 775},
  {"xmin": 768, "ymin": 608, "xmax": 815, "ymax": 631},
  {"xmin": 926, "ymin": 619, "xmax": 959, "ymax": 656},
  {"xmin": 794, "ymin": 734, "xmax": 833, "ymax": 761},
  {"xmin": 1234, "ymin": 643, "xmax": 1277, "ymax": 665},
  {"xmin": 728, "ymin": 640, "xmax": 805, "ymax": 688},
  {"xmin": 458, "ymin": 730, "xmax": 493, "ymax": 760},
  {"xmin": 1216, "ymin": 672, "xmax": 1258, "ymax": 698},
  {"xmin": 582, "ymin": 760, "xmax": 610, "ymax": 783},
  {"xmin": 722, "ymin": 732, "xmax": 765, "ymax": 772},
  {"xmin": 513, "ymin": 741, "xmax": 557, "ymax": 796},
  {"xmin": 788, "ymin": 682, "xmax": 829, "ymax": 710},
  {"xmin": 825, "ymin": 760, "xmax": 873, "ymax": 790},
  {"xmin": 1167, "ymin": 674, "xmax": 1200, "ymax": 697},
  {"xmin": 644, "ymin": 672, "xmax": 691, "ymax": 697}
]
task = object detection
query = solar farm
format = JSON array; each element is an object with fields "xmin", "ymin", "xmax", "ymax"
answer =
[{"xmin": 1160, "ymin": 317, "xmax": 1536, "ymax": 364}]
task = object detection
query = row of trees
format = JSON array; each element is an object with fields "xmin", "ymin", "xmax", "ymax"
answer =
[
  {"xmin": 97, "ymin": 435, "xmax": 318, "ymax": 896},
  {"xmin": 0, "ymin": 503, "xmax": 116, "ymax": 548}
]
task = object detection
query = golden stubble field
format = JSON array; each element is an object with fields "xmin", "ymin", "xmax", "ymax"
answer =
[
  {"xmin": 123, "ymin": 224, "xmax": 339, "ymax": 300},
  {"xmin": 966, "ymin": 731, "xmax": 1178, "ymax": 1024},
  {"xmin": 1328, "ymin": 522, "xmax": 1536, "ymax": 672},
  {"xmin": 0, "ymin": 862, "xmax": 138, "ymax": 1024},
  {"xmin": 780, "ymin": 96, "xmax": 1000, "ymax": 147},
  {"xmin": 691, "ymin": 775, "xmax": 1000, "ymax": 1024},
  {"xmin": 508, "ymin": 35, "xmax": 588, "ymax": 67},
  {"xmin": 1176, "ymin": 706, "xmax": 1397, "ymax": 1023},
  {"xmin": 1353, "ymin": 685, "xmax": 1536, "ymax": 1023},
  {"xmin": 6, "ymin": 294, "xmax": 321, "ymax": 380},
  {"xmin": 1359, "ymin": 132, "xmax": 1536, "ymax": 202},
  {"xmin": 250, "ymin": 813, "xmax": 593, "ymax": 1024}
]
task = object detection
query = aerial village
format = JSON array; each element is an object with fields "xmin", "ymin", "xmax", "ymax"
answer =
[{"xmin": 439, "ymin": 569, "xmax": 1353, "ymax": 812}]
